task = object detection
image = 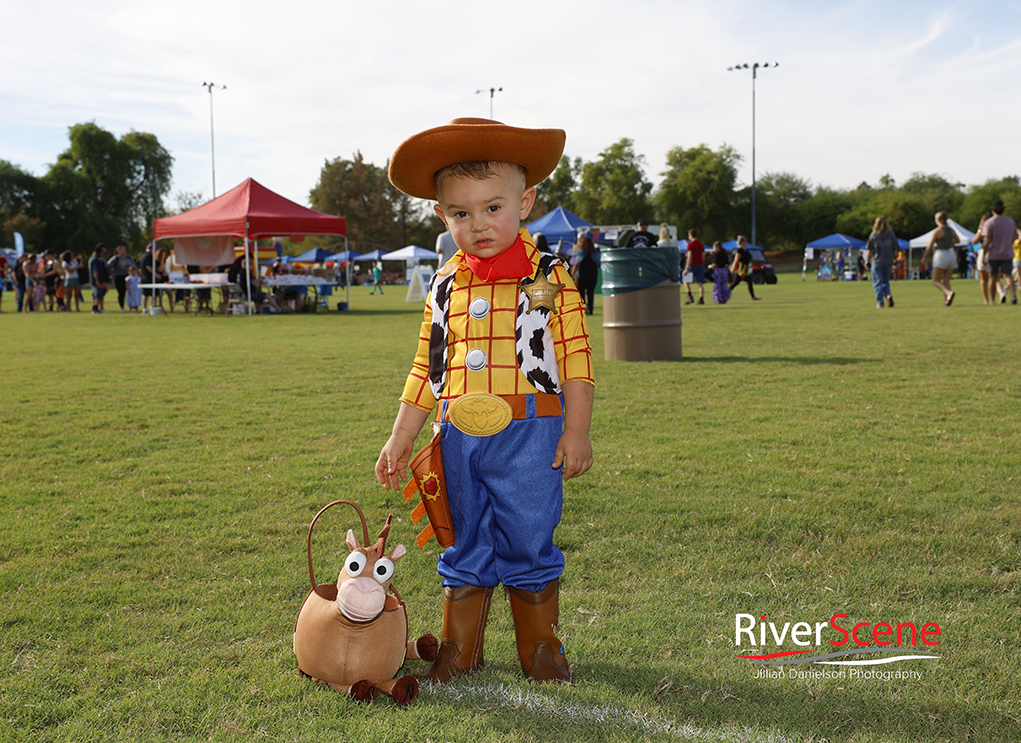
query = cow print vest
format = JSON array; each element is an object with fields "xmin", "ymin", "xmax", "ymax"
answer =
[{"xmin": 427, "ymin": 253, "xmax": 563, "ymax": 400}]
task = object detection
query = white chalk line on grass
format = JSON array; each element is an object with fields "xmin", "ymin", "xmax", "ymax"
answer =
[{"xmin": 424, "ymin": 681, "xmax": 793, "ymax": 742}]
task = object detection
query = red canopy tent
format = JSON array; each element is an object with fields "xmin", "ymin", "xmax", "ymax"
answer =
[{"xmin": 152, "ymin": 178, "xmax": 347, "ymax": 312}]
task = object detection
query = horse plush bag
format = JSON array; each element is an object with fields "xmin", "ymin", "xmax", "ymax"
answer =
[{"xmin": 293, "ymin": 500, "xmax": 437, "ymax": 704}]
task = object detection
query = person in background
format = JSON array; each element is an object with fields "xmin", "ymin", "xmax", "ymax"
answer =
[
  {"xmin": 1013, "ymin": 226, "xmax": 1021, "ymax": 292},
  {"xmin": 533, "ymin": 232, "xmax": 550, "ymax": 254},
  {"xmin": 107, "ymin": 245, "xmax": 136, "ymax": 312},
  {"xmin": 126, "ymin": 266, "xmax": 142, "ymax": 311},
  {"xmin": 436, "ymin": 229, "xmax": 459, "ymax": 266},
  {"xmin": 625, "ymin": 218, "xmax": 658, "ymax": 247},
  {"xmin": 228, "ymin": 255, "xmax": 285, "ymax": 313},
  {"xmin": 41, "ymin": 252, "xmax": 61, "ymax": 311},
  {"xmin": 972, "ymin": 212, "xmax": 1001, "ymax": 305},
  {"xmin": 61, "ymin": 251, "xmax": 81, "ymax": 312},
  {"xmin": 22, "ymin": 254, "xmax": 39, "ymax": 312},
  {"xmin": 33, "ymin": 254, "xmax": 48, "ymax": 310},
  {"xmin": 12, "ymin": 255, "xmax": 27, "ymax": 312},
  {"xmin": 918, "ymin": 211, "xmax": 959, "ymax": 306},
  {"xmin": 682, "ymin": 228, "xmax": 706, "ymax": 305},
  {"xmin": 0, "ymin": 251, "xmax": 7, "ymax": 312},
  {"xmin": 865, "ymin": 216, "xmax": 898, "ymax": 309},
  {"xmin": 89, "ymin": 244, "xmax": 111, "ymax": 314},
  {"xmin": 657, "ymin": 223, "xmax": 677, "ymax": 247},
  {"xmin": 856, "ymin": 252, "xmax": 867, "ymax": 281},
  {"xmin": 728, "ymin": 235, "xmax": 760, "ymax": 301},
  {"xmin": 979, "ymin": 199, "xmax": 1018, "ymax": 305},
  {"xmin": 570, "ymin": 234, "xmax": 600, "ymax": 315},
  {"xmin": 710, "ymin": 241, "xmax": 731, "ymax": 304},
  {"xmin": 370, "ymin": 261, "xmax": 384, "ymax": 295},
  {"xmin": 75, "ymin": 254, "xmax": 88, "ymax": 309}
]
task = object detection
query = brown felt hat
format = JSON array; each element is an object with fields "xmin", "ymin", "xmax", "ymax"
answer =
[{"xmin": 389, "ymin": 118, "xmax": 566, "ymax": 200}]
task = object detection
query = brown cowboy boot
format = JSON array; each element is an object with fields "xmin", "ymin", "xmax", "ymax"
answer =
[
  {"xmin": 414, "ymin": 585, "xmax": 492, "ymax": 684},
  {"xmin": 506, "ymin": 580, "xmax": 571, "ymax": 683}
]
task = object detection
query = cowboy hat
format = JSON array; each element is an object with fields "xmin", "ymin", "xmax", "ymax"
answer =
[{"xmin": 389, "ymin": 118, "xmax": 566, "ymax": 200}]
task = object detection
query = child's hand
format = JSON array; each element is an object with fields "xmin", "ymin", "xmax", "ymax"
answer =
[
  {"xmin": 552, "ymin": 429, "xmax": 592, "ymax": 481},
  {"xmin": 375, "ymin": 434, "xmax": 415, "ymax": 490},
  {"xmin": 375, "ymin": 402, "xmax": 431, "ymax": 490}
]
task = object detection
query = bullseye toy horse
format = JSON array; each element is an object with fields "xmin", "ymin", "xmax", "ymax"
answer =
[{"xmin": 293, "ymin": 500, "xmax": 437, "ymax": 704}]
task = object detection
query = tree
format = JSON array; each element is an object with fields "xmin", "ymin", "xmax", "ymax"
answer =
[
  {"xmin": 749, "ymin": 170, "xmax": 811, "ymax": 249},
  {"xmin": 955, "ymin": 177, "xmax": 1021, "ymax": 229},
  {"xmin": 571, "ymin": 139, "xmax": 653, "ymax": 225},
  {"xmin": 794, "ymin": 187, "xmax": 857, "ymax": 243},
  {"xmin": 34, "ymin": 122, "xmax": 173, "ymax": 251},
  {"xmin": 534, "ymin": 156, "xmax": 581, "ymax": 216},
  {"xmin": 655, "ymin": 143, "xmax": 740, "ymax": 243},
  {"xmin": 309, "ymin": 151, "xmax": 439, "ymax": 252},
  {"xmin": 834, "ymin": 190, "xmax": 930, "ymax": 240},
  {"xmin": 901, "ymin": 172, "xmax": 965, "ymax": 216}
]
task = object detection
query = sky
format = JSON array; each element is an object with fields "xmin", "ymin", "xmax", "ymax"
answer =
[{"xmin": 3, "ymin": 0, "xmax": 1020, "ymax": 211}]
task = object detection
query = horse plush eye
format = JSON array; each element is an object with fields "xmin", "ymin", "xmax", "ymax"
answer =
[
  {"xmin": 373, "ymin": 558, "xmax": 395, "ymax": 584},
  {"xmin": 345, "ymin": 552, "xmax": 367, "ymax": 577}
]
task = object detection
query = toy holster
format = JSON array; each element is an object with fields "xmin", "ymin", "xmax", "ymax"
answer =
[{"xmin": 402, "ymin": 427, "xmax": 455, "ymax": 549}]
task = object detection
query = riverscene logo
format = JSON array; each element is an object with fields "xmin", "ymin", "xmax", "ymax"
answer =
[{"xmin": 734, "ymin": 613, "xmax": 940, "ymax": 678}]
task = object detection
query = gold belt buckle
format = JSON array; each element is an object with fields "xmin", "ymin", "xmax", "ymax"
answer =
[{"xmin": 447, "ymin": 393, "xmax": 513, "ymax": 437}]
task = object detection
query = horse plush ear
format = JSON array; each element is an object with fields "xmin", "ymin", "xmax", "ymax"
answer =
[
  {"xmin": 391, "ymin": 544, "xmax": 407, "ymax": 562},
  {"xmin": 346, "ymin": 529, "xmax": 359, "ymax": 551}
]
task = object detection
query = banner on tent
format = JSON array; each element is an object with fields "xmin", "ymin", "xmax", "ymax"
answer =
[{"xmin": 174, "ymin": 236, "xmax": 235, "ymax": 266}]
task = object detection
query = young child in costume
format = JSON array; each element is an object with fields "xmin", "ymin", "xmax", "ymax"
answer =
[{"xmin": 375, "ymin": 118, "xmax": 594, "ymax": 684}]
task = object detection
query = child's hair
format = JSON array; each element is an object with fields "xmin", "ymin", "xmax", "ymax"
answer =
[
  {"xmin": 434, "ymin": 160, "xmax": 526, "ymax": 195},
  {"xmin": 129, "ymin": 266, "xmax": 139, "ymax": 276}
]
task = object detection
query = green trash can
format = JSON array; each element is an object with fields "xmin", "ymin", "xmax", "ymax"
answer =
[{"xmin": 600, "ymin": 246, "xmax": 682, "ymax": 361}]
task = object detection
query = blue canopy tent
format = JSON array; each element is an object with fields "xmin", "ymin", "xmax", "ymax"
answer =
[
  {"xmin": 722, "ymin": 239, "xmax": 765, "ymax": 251},
  {"xmin": 326, "ymin": 250, "xmax": 360, "ymax": 262},
  {"xmin": 291, "ymin": 247, "xmax": 337, "ymax": 263},
  {"xmin": 524, "ymin": 206, "xmax": 594, "ymax": 247},
  {"xmin": 806, "ymin": 233, "xmax": 866, "ymax": 250},
  {"xmin": 804, "ymin": 234, "xmax": 868, "ymax": 282},
  {"xmin": 353, "ymin": 249, "xmax": 386, "ymax": 262}
]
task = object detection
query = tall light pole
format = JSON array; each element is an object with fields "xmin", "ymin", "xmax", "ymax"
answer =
[
  {"xmin": 727, "ymin": 62, "xmax": 777, "ymax": 246},
  {"xmin": 475, "ymin": 86, "xmax": 503, "ymax": 119},
  {"xmin": 201, "ymin": 82, "xmax": 226, "ymax": 197}
]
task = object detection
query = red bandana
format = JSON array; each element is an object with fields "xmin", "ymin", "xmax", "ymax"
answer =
[{"xmin": 464, "ymin": 235, "xmax": 533, "ymax": 282}]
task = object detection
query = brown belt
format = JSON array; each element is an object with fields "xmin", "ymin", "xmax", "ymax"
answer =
[{"xmin": 438, "ymin": 392, "xmax": 562, "ymax": 436}]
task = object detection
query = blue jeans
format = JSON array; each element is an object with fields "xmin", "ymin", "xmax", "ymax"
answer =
[
  {"xmin": 871, "ymin": 264, "xmax": 892, "ymax": 303},
  {"xmin": 437, "ymin": 395, "xmax": 565, "ymax": 593}
]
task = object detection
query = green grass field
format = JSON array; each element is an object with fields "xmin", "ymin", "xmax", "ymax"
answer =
[{"xmin": 1, "ymin": 272, "xmax": 1019, "ymax": 742}]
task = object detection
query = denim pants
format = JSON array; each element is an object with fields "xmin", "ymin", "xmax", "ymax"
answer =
[
  {"xmin": 436, "ymin": 395, "xmax": 565, "ymax": 593},
  {"xmin": 871, "ymin": 264, "xmax": 892, "ymax": 302}
]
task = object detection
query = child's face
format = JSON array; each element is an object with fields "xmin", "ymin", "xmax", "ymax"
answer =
[{"xmin": 433, "ymin": 163, "xmax": 536, "ymax": 260}]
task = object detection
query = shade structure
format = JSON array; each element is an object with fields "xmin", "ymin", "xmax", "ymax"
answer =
[
  {"xmin": 806, "ymin": 233, "xmax": 866, "ymax": 249},
  {"xmin": 382, "ymin": 245, "xmax": 440, "ymax": 261},
  {"xmin": 721, "ymin": 239, "xmax": 766, "ymax": 251},
  {"xmin": 908, "ymin": 219, "xmax": 975, "ymax": 248},
  {"xmin": 326, "ymin": 250, "xmax": 360, "ymax": 262},
  {"xmin": 152, "ymin": 178, "xmax": 347, "ymax": 313},
  {"xmin": 353, "ymin": 250, "xmax": 386, "ymax": 262},
  {"xmin": 291, "ymin": 247, "xmax": 338, "ymax": 263},
  {"xmin": 153, "ymin": 179, "xmax": 346, "ymax": 249},
  {"xmin": 524, "ymin": 206, "xmax": 594, "ymax": 245}
]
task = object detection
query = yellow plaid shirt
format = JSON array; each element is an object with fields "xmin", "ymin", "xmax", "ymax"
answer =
[{"xmin": 401, "ymin": 230, "xmax": 593, "ymax": 411}]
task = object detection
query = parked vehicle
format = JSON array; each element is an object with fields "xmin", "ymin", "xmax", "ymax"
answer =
[{"xmin": 745, "ymin": 247, "xmax": 778, "ymax": 284}]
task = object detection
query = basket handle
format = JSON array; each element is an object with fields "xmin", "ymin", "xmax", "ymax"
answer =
[{"xmin": 306, "ymin": 500, "xmax": 369, "ymax": 591}]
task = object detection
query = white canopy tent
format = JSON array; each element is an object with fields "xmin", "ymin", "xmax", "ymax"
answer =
[{"xmin": 909, "ymin": 218, "xmax": 975, "ymax": 249}]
